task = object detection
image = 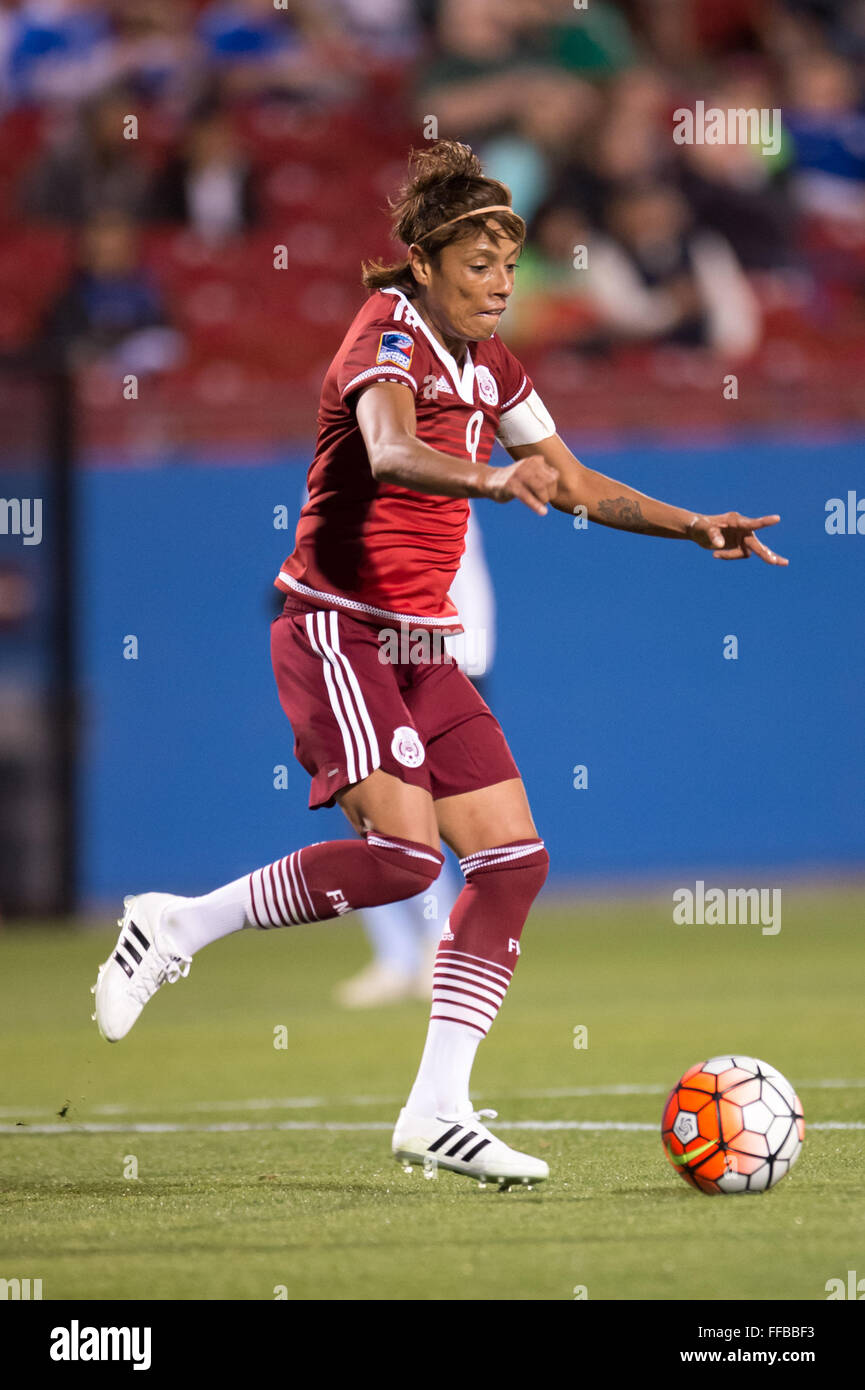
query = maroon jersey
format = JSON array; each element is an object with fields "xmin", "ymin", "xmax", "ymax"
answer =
[{"xmin": 276, "ymin": 287, "xmax": 534, "ymax": 633}]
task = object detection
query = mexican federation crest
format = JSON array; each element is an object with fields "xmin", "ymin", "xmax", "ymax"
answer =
[
  {"xmin": 391, "ymin": 725, "xmax": 425, "ymax": 768},
  {"xmin": 475, "ymin": 364, "xmax": 499, "ymax": 406}
]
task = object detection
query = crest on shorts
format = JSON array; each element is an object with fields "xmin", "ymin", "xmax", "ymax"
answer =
[
  {"xmin": 391, "ymin": 725, "xmax": 425, "ymax": 768},
  {"xmin": 475, "ymin": 365, "xmax": 498, "ymax": 406}
]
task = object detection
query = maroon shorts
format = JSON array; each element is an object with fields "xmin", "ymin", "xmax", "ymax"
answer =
[{"xmin": 271, "ymin": 595, "xmax": 521, "ymax": 809}]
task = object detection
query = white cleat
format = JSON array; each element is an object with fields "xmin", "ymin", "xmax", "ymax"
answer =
[
  {"xmin": 91, "ymin": 892, "xmax": 192, "ymax": 1042},
  {"xmin": 392, "ymin": 1107, "xmax": 549, "ymax": 1190}
]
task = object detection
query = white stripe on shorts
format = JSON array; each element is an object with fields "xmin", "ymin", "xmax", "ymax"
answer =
[
  {"xmin": 306, "ymin": 613, "xmax": 358, "ymax": 782},
  {"xmin": 305, "ymin": 610, "xmax": 380, "ymax": 786},
  {"xmin": 326, "ymin": 611, "xmax": 380, "ymax": 771}
]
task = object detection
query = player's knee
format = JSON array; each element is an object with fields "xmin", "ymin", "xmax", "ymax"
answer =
[
  {"xmin": 463, "ymin": 840, "xmax": 549, "ymax": 908},
  {"xmin": 529, "ymin": 844, "xmax": 550, "ymax": 892},
  {"xmin": 364, "ymin": 831, "xmax": 444, "ymax": 905},
  {"xmin": 512, "ymin": 845, "xmax": 549, "ymax": 903}
]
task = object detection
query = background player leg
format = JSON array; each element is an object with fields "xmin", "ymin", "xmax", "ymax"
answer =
[{"xmin": 335, "ymin": 853, "xmax": 462, "ymax": 1007}]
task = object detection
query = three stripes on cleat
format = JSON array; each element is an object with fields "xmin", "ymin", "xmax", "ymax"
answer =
[
  {"xmin": 427, "ymin": 1120, "xmax": 491, "ymax": 1165},
  {"xmin": 112, "ymin": 922, "xmax": 151, "ymax": 980}
]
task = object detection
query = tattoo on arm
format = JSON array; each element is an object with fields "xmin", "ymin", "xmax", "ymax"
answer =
[{"xmin": 596, "ymin": 497, "xmax": 650, "ymax": 532}]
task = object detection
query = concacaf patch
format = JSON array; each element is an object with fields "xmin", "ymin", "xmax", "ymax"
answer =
[{"xmin": 376, "ymin": 331, "xmax": 414, "ymax": 371}]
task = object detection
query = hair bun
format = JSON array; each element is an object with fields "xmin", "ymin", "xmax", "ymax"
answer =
[{"xmin": 406, "ymin": 140, "xmax": 484, "ymax": 192}]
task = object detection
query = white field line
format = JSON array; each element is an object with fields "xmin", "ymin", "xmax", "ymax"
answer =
[
  {"xmin": 1, "ymin": 1120, "xmax": 863, "ymax": 1137},
  {"xmin": 1, "ymin": 1078, "xmax": 863, "ymax": 1122}
]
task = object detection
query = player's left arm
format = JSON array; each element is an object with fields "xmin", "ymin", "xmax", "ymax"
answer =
[{"xmin": 505, "ymin": 433, "xmax": 788, "ymax": 565}]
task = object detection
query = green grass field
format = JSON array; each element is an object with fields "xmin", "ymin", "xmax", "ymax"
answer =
[{"xmin": 1, "ymin": 884, "xmax": 863, "ymax": 1302}]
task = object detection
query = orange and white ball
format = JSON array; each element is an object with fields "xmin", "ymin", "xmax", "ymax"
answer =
[{"xmin": 662, "ymin": 1056, "xmax": 805, "ymax": 1194}]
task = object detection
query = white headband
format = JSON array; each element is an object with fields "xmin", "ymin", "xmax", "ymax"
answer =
[{"xmin": 414, "ymin": 204, "xmax": 519, "ymax": 243}]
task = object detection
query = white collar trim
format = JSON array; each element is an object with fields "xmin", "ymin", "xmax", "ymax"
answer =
[{"xmin": 381, "ymin": 287, "xmax": 476, "ymax": 405}]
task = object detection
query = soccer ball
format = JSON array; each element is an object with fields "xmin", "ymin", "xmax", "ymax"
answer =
[{"xmin": 662, "ymin": 1055, "xmax": 805, "ymax": 1194}]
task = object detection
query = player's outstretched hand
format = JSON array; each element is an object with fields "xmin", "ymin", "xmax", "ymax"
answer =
[
  {"xmin": 485, "ymin": 454, "xmax": 559, "ymax": 516},
  {"xmin": 688, "ymin": 512, "xmax": 788, "ymax": 565}
]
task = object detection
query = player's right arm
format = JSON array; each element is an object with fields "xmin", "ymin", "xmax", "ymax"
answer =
[{"xmin": 355, "ymin": 381, "xmax": 558, "ymax": 517}]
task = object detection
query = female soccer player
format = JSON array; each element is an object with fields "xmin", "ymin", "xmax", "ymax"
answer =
[{"xmin": 93, "ymin": 141, "xmax": 787, "ymax": 1189}]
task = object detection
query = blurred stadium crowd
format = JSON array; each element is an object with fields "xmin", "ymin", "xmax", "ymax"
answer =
[{"xmin": 1, "ymin": 0, "xmax": 865, "ymax": 449}]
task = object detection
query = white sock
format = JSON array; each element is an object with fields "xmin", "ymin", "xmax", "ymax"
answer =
[
  {"xmin": 162, "ymin": 875, "xmax": 251, "ymax": 957},
  {"xmin": 405, "ymin": 1019, "xmax": 481, "ymax": 1118}
]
